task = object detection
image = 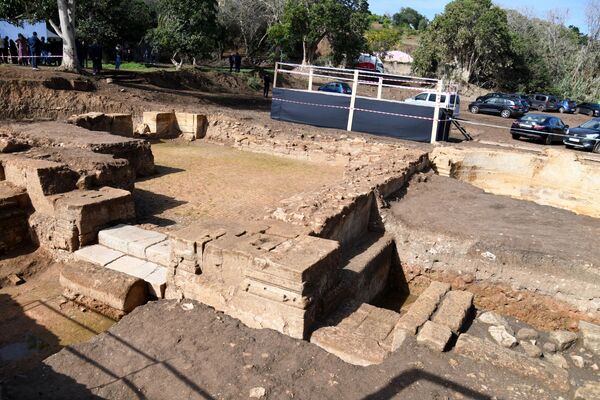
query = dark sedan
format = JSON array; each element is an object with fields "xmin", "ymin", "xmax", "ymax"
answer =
[
  {"xmin": 576, "ymin": 103, "xmax": 600, "ymax": 117},
  {"xmin": 469, "ymin": 97, "xmax": 528, "ymax": 118},
  {"xmin": 563, "ymin": 118, "xmax": 600, "ymax": 153},
  {"xmin": 318, "ymin": 82, "xmax": 352, "ymax": 95},
  {"xmin": 510, "ymin": 114, "xmax": 568, "ymax": 145}
]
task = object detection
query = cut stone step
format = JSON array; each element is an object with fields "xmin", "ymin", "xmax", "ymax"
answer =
[
  {"xmin": 98, "ymin": 224, "xmax": 167, "ymax": 259},
  {"xmin": 105, "ymin": 255, "xmax": 167, "ymax": 298},
  {"xmin": 74, "ymin": 244, "xmax": 125, "ymax": 266},
  {"xmin": 145, "ymin": 240, "xmax": 171, "ymax": 267}
]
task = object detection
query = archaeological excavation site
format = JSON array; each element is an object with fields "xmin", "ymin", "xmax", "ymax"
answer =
[{"xmin": 1, "ymin": 67, "xmax": 600, "ymax": 400}]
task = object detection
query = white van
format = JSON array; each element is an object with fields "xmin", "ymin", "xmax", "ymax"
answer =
[{"xmin": 404, "ymin": 91, "xmax": 461, "ymax": 118}]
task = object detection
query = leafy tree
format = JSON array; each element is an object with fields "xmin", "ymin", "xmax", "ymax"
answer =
[
  {"xmin": 365, "ymin": 27, "xmax": 402, "ymax": 55},
  {"xmin": 148, "ymin": 0, "xmax": 219, "ymax": 66},
  {"xmin": 268, "ymin": 0, "xmax": 369, "ymax": 65},
  {"xmin": 393, "ymin": 7, "xmax": 427, "ymax": 30},
  {"xmin": 412, "ymin": 0, "xmax": 513, "ymax": 84}
]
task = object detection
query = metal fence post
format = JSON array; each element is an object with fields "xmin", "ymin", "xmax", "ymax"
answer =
[
  {"xmin": 308, "ymin": 66, "xmax": 314, "ymax": 91},
  {"xmin": 377, "ymin": 77, "xmax": 383, "ymax": 99},
  {"xmin": 430, "ymin": 79, "xmax": 444, "ymax": 144},
  {"xmin": 347, "ymin": 69, "xmax": 359, "ymax": 131},
  {"xmin": 273, "ymin": 62, "xmax": 279, "ymax": 89}
]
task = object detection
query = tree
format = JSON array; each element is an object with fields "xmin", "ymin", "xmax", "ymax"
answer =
[
  {"xmin": 218, "ymin": 0, "xmax": 284, "ymax": 60},
  {"xmin": 393, "ymin": 7, "xmax": 427, "ymax": 30},
  {"xmin": 268, "ymin": 0, "xmax": 369, "ymax": 65},
  {"xmin": 365, "ymin": 27, "xmax": 402, "ymax": 55},
  {"xmin": 412, "ymin": 0, "xmax": 513, "ymax": 84},
  {"xmin": 0, "ymin": 0, "xmax": 79, "ymax": 71},
  {"xmin": 148, "ymin": 0, "xmax": 220, "ymax": 68}
]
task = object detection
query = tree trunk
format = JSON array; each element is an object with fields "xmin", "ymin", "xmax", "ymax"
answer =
[
  {"xmin": 302, "ymin": 39, "xmax": 308, "ymax": 65},
  {"xmin": 49, "ymin": 0, "xmax": 79, "ymax": 72}
]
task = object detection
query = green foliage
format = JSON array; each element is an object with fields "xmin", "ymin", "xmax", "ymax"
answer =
[
  {"xmin": 365, "ymin": 26, "xmax": 402, "ymax": 54},
  {"xmin": 412, "ymin": 0, "xmax": 513, "ymax": 86},
  {"xmin": 76, "ymin": 0, "xmax": 155, "ymax": 47},
  {"xmin": 148, "ymin": 0, "xmax": 219, "ymax": 59},
  {"xmin": 0, "ymin": 0, "xmax": 57, "ymax": 23},
  {"xmin": 268, "ymin": 0, "xmax": 369, "ymax": 65},
  {"xmin": 392, "ymin": 7, "xmax": 428, "ymax": 30}
]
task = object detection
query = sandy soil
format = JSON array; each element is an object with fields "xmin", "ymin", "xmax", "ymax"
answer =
[
  {"xmin": 4, "ymin": 299, "xmax": 597, "ymax": 400},
  {"xmin": 134, "ymin": 140, "xmax": 345, "ymax": 231},
  {"xmin": 0, "ymin": 251, "xmax": 114, "ymax": 379}
]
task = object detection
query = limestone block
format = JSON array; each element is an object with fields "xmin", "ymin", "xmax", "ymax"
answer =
[
  {"xmin": 488, "ymin": 325, "xmax": 517, "ymax": 348},
  {"xmin": 579, "ymin": 320, "xmax": 600, "ymax": 355},
  {"xmin": 143, "ymin": 112, "xmax": 177, "ymax": 137},
  {"xmin": 431, "ymin": 290, "xmax": 474, "ymax": 333},
  {"xmin": 454, "ymin": 334, "xmax": 570, "ymax": 392},
  {"xmin": 145, "ymin": 240, "xmax": 171, "ymax": 267},
  {"xmin": 310, "ymin": 326, "xmax": 389, "ymax": 366},
  {"xmin": 74, "ymin": 244, "xmax": 124, "ymax": 266},
  {"xmin": 416, "ymin": 320, "xmax": 453, "ymax": 352},
  {"xmin": 60, "ymin": 261, "xmax": 147, "ymax": 314},
  {"xmin": 395, "ymin": 312, "xmax": 429, "ymax": 335},
  {"xmin": 548, "ymin": 330, "xmax": 578, "ymax": 351},
  {"xmin": 105, "ymin": 256, "xmax": 167, "ymax": 298},
  {"xmin": 145, "ymin": 266, "xmax": 167, "ymax": 298},
  {"xmin": 99, "ymin": 224, "xmax": 166, "ymax": 257},
  {"xmin": 106, "ymin": 113, "xmax": 134, "ymax": 137},
  {"xmin": 175, "ymin": 113, "xmax": 208, "ymax": 140},
  {"xmin": 420, "ymin": 281, "xmax": 451, "ymax": 303}
]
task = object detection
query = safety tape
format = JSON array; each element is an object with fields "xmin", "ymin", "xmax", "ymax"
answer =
[
  {"xmin": 454, "ymin": 118, "xmax": 600, "ymax": 142},
  {"xmin": 1, "ymin": 55, "xmax": 64, "ymax": 58},
  {"xmin": 272, "ymin": 97, "xmax": 452, "ymax": 122}
]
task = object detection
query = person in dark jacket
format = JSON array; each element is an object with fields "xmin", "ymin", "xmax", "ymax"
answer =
[
  {"xmin": 28, "ymin": 32, "xmax": 41, "ymax": 70},
  {"xmin": 263, "ymin": 74, "xmax": 271, "ymax": 98},
  {"xmin": 89, "ymin": 41, "xmax": 103, "ymax": 75},
  {"xmin": 9, "ymin": 39, "xmax": 17, "ymax": 64},
  {"xmin": 0, "ymin": 36, "xmax": 7, "ymax": 63},
  {"xmin": 228, "ymin": 54, "xmax": 234, "ymax": 72},
  {"xmin": 234, "ymin": 52, "xmax": 241, "ymax": 73}
]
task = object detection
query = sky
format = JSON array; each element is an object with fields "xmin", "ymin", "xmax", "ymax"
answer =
[{"xmin": 369, "ymin": 0, "xmax": 590, "ymax": 31}]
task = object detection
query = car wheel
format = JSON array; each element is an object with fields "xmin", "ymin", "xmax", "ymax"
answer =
[
  {"xmin": 470, "ymin": 106, "xmax": 479, "ymax": 114},
  {"xmin": 559, "ymin": 107, "xmax": 565, "ymax": 113},
  {"xmin": 537, "ymin": 105, "xmax": 545, "ymax": 112},
  {"xmin": 511, "ymin": 133, "xmax": 520, "ymax": 140},
  {"xmin": 501, "ymin": 109, "xmax": 511, "ymax": 118},
  {"xmin": 589, "ymin": 110, "xmax": 595, "ymax": 117},
  {"xmin": 544, "ymin": 134, "xmax": 553, "ymax": 145},
  {"xmin": 565, "ymin": 144, "xmax": 574, "ymax": 149},
  {"xmin": 594, "ymin": 142, "xmax": 600, "ymax": 154},
  {"xmin": 575, "ymin": 108, "xmax": 580, "ymax": 114}
]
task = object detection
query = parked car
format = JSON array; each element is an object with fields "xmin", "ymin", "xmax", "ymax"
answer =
[
  {"xmin": 475, "ymin": 92, "xmax": 507, "ymax": 102},
  {"xmin": 468, "ymin": 97, "xmax": 527, "ymax": 118},
  {"xmin": 476, "ymin": 93, "xmax": 531, "ymax": 108},
  {"xmin": 576, "ymin": 103, "xmax": 600, "ymax": 117},
  {"xmin": 404, "ymin": 91, "xmax": 461, "ymax": 117},
  {"xmin": 563, "ymin": 118, "xmax": 600, "ymax": 153},
  {"xmin": 318, "ymin": 82, "xmax": 352, "ymax": 95},
  {"xmin": 528, "ymin": 94, "xmax": 560, "ymax": 112},
  {"xmin": 510, "ymin": 114, "xmax": 568, "ymax": 145},
  {"xmin": 557, "ymin": 99, "xmax": 577, "ymax": 113}
]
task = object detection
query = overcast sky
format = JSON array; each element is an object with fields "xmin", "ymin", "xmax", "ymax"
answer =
[{"xmin": 369, "ymin": 0, "xmax": 590, "ymax": 31}]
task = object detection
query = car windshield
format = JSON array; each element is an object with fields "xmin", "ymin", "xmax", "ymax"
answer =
[
  {"xmin": 579, "ymin": 120, "xmax": 600, "ymax": 131},
  {"xmin": 520, "ymin": 115, "xmax": 548, "ymax": 123}
]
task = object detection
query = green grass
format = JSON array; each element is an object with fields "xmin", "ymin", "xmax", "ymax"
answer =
[{"xmin": 98, "ymin": 62, "xmax": 171, "ymax": 72}]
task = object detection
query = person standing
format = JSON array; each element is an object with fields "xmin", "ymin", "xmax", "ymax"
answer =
[
  {"xmin": 40, "ymin": 37, "xmax": 48, "ymax": 65},
  {"xmin": 234, "ymin": 51, "xmax": 241, "ymax": 73},
  {"xmin": 263, "ymin": 73, "xmax": 271, "ymax": 98},
  {"xmin": 228, "ymin": 53, "xmax": 234, "ymax": 72},
  {"xmin": 28, "ymin": 32, "xmax": 41, "ymax": 70},
  {"xmin": 115, "ymin": 44, "xmax": 122, "ymax": 70},
  {"xmin": 9, "ymin": 38, "xmax": 17, "ymax": 64},
  {"xmin": 0, "ymin": 37, "xmax": 5, "ymax": 63},
  {"xmin": 89, "ymin": 41, "xmax": 103, "ymax": 75},
  {"xmin": 2, "ymin": 37, "xmax": 9, "ymax": 63},
  {"xmin": 16, "ymin": 34, "xmax": 27, "ymax": 66}
]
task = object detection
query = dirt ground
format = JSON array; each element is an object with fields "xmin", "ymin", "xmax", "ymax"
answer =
[
  {"xmin": 389, "ymin": 174, "xmax": 600, "ymax": 330},
  {"xmin": 3, "ymin": 299, "xmax": 598, "ymax": 400},
  {"xmin": 0, "ymin": 250, "xmax": 114, "ymax": 379},
  {"xmin": 134, "ymin": 140, "xmax": 345, "ymax": 231}
]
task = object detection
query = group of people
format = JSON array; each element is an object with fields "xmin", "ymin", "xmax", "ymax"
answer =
[
  {"xmin": 0, "ymin": 32, "xmax": 60, "ymax": 69},
  {"xmin": 228, "ymin": 52, "xmax": 242, "ymax": 73}
]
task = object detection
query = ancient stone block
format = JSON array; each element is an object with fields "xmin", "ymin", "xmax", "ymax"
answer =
[
  {"xmin": 74, "ymin": 244, "xmax": 124, "ymax": 266},
  {"xmin": 488, "ymin": 325, "xmax": 517, "ymax": 348},
  {"xmin": 579, "ymin": 320, "xmax": 600, "ymax": 355},
  {"xmin": 106, "ymin": 113, "xmax": 134, "ymax": 137},
  {"xmin": 420, "ymin": 281, "xmax": 451, "ymax": 303},
  {"xmin": 175, "ymin": 112, "xmax": 208, "ymax": 141},
  {"xmin": 143, "ymin": 112, "xmax": 177, "ymax": 137},
  {"xmin": 98, "ymin": 224, "xmax": 167, "ymax": 259},
  {"xmin": 310, "ymin": 326, "xmax": 389, "ymax": 366},
  {"xmin": 105, "ymin": 256, "xmax": 167, "ymax": 299},
  {"xmin": 454, "ymin": 334, "xmax": 570, "ymax": 392},
  {"xmin": 60, "ymin": 261, "xmax": 147, "ymax": 315},
  {"xmin": 431, "ymin": 290, "xmax": 474, "ymax": 333},
  {"xmin": 145, "ymin": 240, "xmax": 171, "ymax": 267},
  {"xmin": 416, "ymin": 321, "xmax": 453, "ymax": 352}
]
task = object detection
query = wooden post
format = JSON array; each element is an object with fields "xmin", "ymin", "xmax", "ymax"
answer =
[
  {"xmin": 273, "ymin": 62, "xmax": 279, "ymax": 89},
  {"xmin": 308, "ymin": 67, "xmax": 313, "ymax": 91},
  {"xmin": 347, "ymin": 69, "xmax": 359, "ymax": 132},
  {"xmin": 377, "ymin": 77, "xmax": 383, "ymax": 99},
  {"xmin": 430, "ymin": 79, "xmax": 444, "ymax": 144}
]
